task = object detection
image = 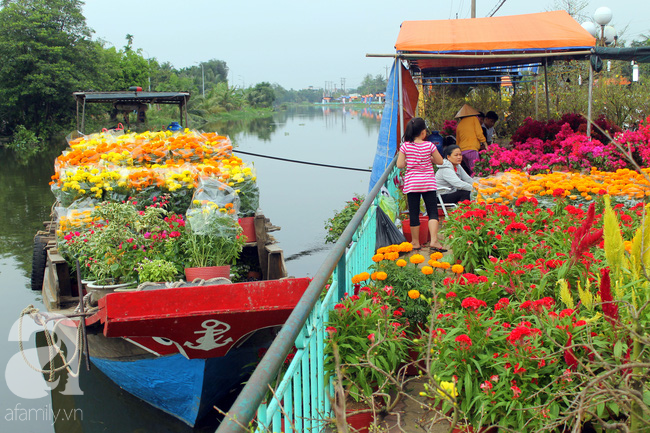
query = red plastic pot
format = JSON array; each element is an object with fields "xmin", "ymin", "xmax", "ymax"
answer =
[
  {"xmin": 238, "ymin": 216, "xmax": 256, "ymax": 243},
  {"xmin": 346, "ymin": 408, "xmax": 374, "ymax": 433},
  {"xmin": 401, "ymin": 214, "xmax": 431, "ymax": 245},
  {"xmin": 184, "ymin": 265, "xmax": 230, "ymax": 282}
]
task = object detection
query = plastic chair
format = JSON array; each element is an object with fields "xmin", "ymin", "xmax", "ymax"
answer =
[{"xmin": 437, "ymin": 188, "xmax": 457, "ymax": 218}]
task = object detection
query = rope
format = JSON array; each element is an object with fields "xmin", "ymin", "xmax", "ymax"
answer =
[
  {"xmin": 18, "ymin": 305, "xmax": 84, "ymax": 382},
  {"xmin": 232, "ymin": 149, "xmax": 371, "ymax": 172}
]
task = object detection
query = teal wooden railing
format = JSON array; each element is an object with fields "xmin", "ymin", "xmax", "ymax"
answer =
[{"xmin": 216, "ymin": 157, "xmax": 400, "ymax": 433}]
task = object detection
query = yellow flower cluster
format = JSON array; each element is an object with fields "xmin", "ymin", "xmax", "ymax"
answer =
[
  {"xmin": 55, "ymin": 209, "xmax": 98, "ymax": 237},
  {"xmin": 476, "ymin": 168, "xmax": 650, "ymax": 205},
  {"xmin": 51, "ymin": 129, "xmax": 258, "ymax": 204}
]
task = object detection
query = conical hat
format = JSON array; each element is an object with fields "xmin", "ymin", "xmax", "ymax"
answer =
[{"xmin": 454, "ymin": 104, "xmax": 480, "ymax": 118}]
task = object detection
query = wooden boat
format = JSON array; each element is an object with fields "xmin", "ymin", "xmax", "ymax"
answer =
[
  {"xmin": 32, "ymin": 210, "xmax": 306, "ymax": 427},
  {"xmin": 26, "ymin": 90, "xmax": 308, "ymax": 427}
]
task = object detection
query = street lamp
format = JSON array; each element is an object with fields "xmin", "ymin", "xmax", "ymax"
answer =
[
  {"xmin": 582, "ymin": 7, "xmax": 617, "ymax": 47},
  {"xmin": 195, "ymin": 62, "xmax": 205, "ymax": 97}
]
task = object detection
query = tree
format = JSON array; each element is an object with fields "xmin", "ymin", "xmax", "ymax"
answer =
[
  {"xmin": 0, "ymin": 0, "xmax": 97, "ymax": 136},
  {"xmin": 246, "ymin": 82, "xmax": 275, "ymax": 108},
  {"xmin": 356, "ymin": 74, "xmax": 387, "ymax": 95}
]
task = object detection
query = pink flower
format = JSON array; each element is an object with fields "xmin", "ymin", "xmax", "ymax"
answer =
[
  {"xmin": 511, "ymin": 385, "xmax": 522, "ymax": 399},
  {"xmin": 326, "ymin": 326, "xmax": 337, "ymax": 336}
]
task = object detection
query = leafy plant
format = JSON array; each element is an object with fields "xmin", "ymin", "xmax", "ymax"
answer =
[
  {"xmin": 324, "ymin": 194, "xmax": 364, "ymax": 243},
  {"xmin": 136, "ymin": 258, "xmax": 179, "ymax": 282},
  {"xmin": 184, "ymin": 215, "xmax": 246, "ymax": 268}
]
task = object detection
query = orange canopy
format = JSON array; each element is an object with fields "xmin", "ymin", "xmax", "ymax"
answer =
[
  {"xmin": 395, "ymin": 11, "xmax": 595, "ymax": 73},
  {"xmin": 396, "ymin": 11, "xmax": 594, "ymax": 53}
]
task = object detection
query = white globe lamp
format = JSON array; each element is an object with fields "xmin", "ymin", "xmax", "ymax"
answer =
[
  {"xmin": 603, "ymin": 25, "xmax": 617, "ymax": 45},
  {"xmin": 593, "ymin": 7, "xmax": 613, "ymax": 26},
  {"xmin": 581, "ymin": 21, "xmax": 599, "ymax": 38}
]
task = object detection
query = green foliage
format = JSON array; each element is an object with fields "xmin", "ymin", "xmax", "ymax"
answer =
[
  {"xmin": 184, "ymin": 215, "xmax": 246, "ymax": 267},
  {"xmin": 7, "ymin": 125, "xmax": 43, "ymax": 162},
  {"xmin": 324, "ymin": 194, "xmax": 364, "ymax": 243},
  {"xmin": 246, "ymin": 82, "xmax": 275, "ymax": 108},
  {"xmin": 136, "ymin": 258, "xmax": 179, "ymax": 283},
  {"xmin": 356, "ymin": 74, "xmax": 387, "ymax": 95}
]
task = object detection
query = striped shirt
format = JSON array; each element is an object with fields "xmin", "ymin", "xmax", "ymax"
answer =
[{"xmin": 399, "ymin": 141, "xmax": 437, "ymax": 193}]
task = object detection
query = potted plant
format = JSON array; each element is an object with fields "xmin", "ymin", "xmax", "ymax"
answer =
[
  {"xmin": 324, "ymin": 194, "xmax": 364, "ymax": 243},
  {"xmin": 136, "ymin": 258, "xmax": 179, "ymax": 283},
  {"xmin": 325, "ymin": 284, "xmax": 409, "ymax": 431},
  {"xmin": 183, "ymin": 201, "xmax": 246, "ymax": 281}
]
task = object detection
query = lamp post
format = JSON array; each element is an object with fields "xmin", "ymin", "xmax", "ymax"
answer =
[{"xmin": 582, "ymin": 7, "xmax": 617, "ymax": 137}]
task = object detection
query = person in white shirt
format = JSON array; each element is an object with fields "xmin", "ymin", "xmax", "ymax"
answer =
[{"xmin": 435, "ymin": 145, "xmax": 474, "ymax": 204}]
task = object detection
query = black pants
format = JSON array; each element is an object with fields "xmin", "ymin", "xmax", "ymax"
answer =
[
  {"xmin": 440, "ymin": 190, "xmax": 471, "ymax": 204},
  {"xmin": 407, "ymin": 190, "xmax": 439, "ymax": 227}
]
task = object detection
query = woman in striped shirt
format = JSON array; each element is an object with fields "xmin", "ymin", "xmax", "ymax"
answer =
[{"xmin": 397, "ymin": 117, "xmax": 447, "ymax": 252}]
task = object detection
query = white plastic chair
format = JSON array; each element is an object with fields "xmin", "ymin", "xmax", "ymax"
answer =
[{"xmin": 436, "ymin": 188, "xmax": 457, "ymax": 218}]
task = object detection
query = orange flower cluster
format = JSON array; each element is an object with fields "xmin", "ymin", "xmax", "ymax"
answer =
[
  {"xmin": 476, "ymin": 168, "xmax": 650, "ymax": 205},
  {"xmin": 351, "ymin": 272, "xmax": 371, "ymax": 284}
]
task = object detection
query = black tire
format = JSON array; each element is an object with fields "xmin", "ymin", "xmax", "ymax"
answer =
[{"xmin": 31, "ymin": 234, "xmax": 48, "ymax": 291}]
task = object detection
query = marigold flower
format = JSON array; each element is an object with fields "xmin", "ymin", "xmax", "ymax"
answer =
[
  {"xmin": 396, "ymin": 259, "xmax": 407, "ymax": 267},
  {"xmin": 408, "ymin": 290, "xmax": 420, "ymax": 299},
  {"xmin": 421, "ymin": 266, "xmax": 433, "ymax": 275},
  {"xmin": 430, "ymin": 251, "xmax": 444, "ymax": 260},
  {"xmin": 440, "ymin": 262, "xmax": 451, "ymax": 270},
  {"xmin": 410, "ymin": 254, "xmax": 425, "ymax": 264},
  {"xmin": 399, "ymin": 242, "xmax": 413, "ymax": 252},
  {"xmin": 376, "ymin": 271, "xmax": 388, "ymax": 281},
  {"xmin": 372, "ymin": 253, "xmax": 384, "ymax": 262},
  {"xmin": 451, "ymin": 264, "xmax": 464, "ymax": 274}
]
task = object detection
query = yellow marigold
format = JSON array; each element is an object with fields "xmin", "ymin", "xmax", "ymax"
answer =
[
  {"xmin": 399, "ymin": 242, "xmax": 413, "ymax": 252},
  {"xmin": 410, "ymin": 254, "xmax": 425, "ymax": 264},
  {"xmin": 421, "ymin": 266, "xmax": 434, "ymax": 275},
  {"xmin": 451, "ymin": 264, "xmax": 464, "ymax": 274},
  {"xmin": 408, "ymin": 290, "xmax": 420, "ymax": 299},
  {"xmin": 440, "ymin": 262, "xmax": 451, "ymax": 270},
  {"xmin": 429, "ymin": 260, "xmax": 441, "ymax": 268},
  {"xmin": 396, "ymin": 259, "xmax": 407, "ymax": 267},
  {"xmin": 430, "ymin": 251, "xmax": 444, "ymax": 260},
  {"xmin": 372, "ymin": 253, "xmax": 384, "ymax": 262},
  {"xmin": 376, "ymin": 271, "xmax": 388, "ymax": 281}
]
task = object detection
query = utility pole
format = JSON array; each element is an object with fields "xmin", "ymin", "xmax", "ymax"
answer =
[
  {"xmin": 385, "ymin": 65, "xmax": 389, "ymax": 81},
  {"xmin": 201, "ymin": 63, "xmax": 205, "ymax": 97},
  {"xmin": 341, "ymin": 78, "xmax": 346, "ymax": 94},
  {"xmin": 471, "ymin": 0, "xmax": 476, "ymax": 18}
]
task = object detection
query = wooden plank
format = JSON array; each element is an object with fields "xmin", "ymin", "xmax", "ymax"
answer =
[
  {"xmin": 255, "ymin": 213, "xmax": 269, "ymax": 280},
  {"xmin": 265, "ymin": 244, "xmax": 287, "ymax": 280}
]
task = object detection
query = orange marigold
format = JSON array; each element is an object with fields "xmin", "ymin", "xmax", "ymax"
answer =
[
  {"xmin": 370, "ymin": 272, "xmax": 378, "ymax": 280},
  {"xmin": 421, "ymin": 266, "xmax": 433, "ymax": 275},
  {"xmin": 408, "ymin": 290, "xmax": 420, "ymax": 299},
  {"xmin": 429, "ymin": 260, "xmax": 441, "ymax": 268},
  {"xmin": 376, "ymin": 247, "xmax": 389, "ymax": 254},
  {"xmin": 410, "ymin": 254, "xmax": 425, "ymax": 264},
  {"xmin": 396, "ymin": 259, "xmax": 407, "ymax": 267},
  {"xmin": 430, "ymin": 251, "xmax": 444, "ymax": 260},
  {"xmin": 451, "ymin": 264, "xmax": 464, "ymax": 274},
  {"xmin": 440, "ymin": 262, "xmax": 451, "ymax": 270},
  {"xmin": 376, "ymin": 271, "xmax": 388, "ymax": 281},
  {"xmin": 399, "ymin": 242, "xmax": 413, "ymax": 252},
  {"xmin": 385, "ymin": 252, "xmax": 399, "ymax": 261},
  {"xmin": 372, "ymin": 254, "xmax": 384, "ymax": 262}
]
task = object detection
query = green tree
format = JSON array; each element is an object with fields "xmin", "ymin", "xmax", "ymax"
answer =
[
  {"xmin": 0, "ymin": 0, "xmax": 97, "ymax": 137},
  {"xmin": 246, "ymin": 82, "xmax": 275, "ymax": 108},
  {"xmin": 356, "ymin": 74, "xmax": 387, "ymax": 95}
]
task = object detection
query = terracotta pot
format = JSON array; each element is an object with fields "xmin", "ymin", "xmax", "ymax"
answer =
[
  {"xmin": 238, "ymin": 216, "xmax": 256, "ymax": 243},
  {"xmin": 401, "ymin": 214, "xmax": 431, "ymax": 245},
  {"xmin": 184, "ymin": 265, "xmax": 231, "ymax": 282},
  {"xmin": 346, "ymin": 408, "xmax": 374, "ymax": 433}
]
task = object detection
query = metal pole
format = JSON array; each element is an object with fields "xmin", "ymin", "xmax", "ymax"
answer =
[
  {"xmin": 543, "ymin": 58, "xmax": 551, "ymax": 120},
  {"xmin": 534, "ymin": 74, "xmax": 539, "ymax": 120},
  {"xmin": 471, "ymin": 0, "xmax": 476, "ymax": 18},
  {"xmin": 587, "ymin": 64, "xmax": 594, "ymax": 137},
  {"xmin": 201, "ymin": 63, "xmax": 205, "ymax": 98},
  {"xmin": 81, "ymin": 99, "xmax": 86, "ymax": 134},
  {"xmin": 398, "ymin": 58, "xmax": 405, "ymax": 146}
]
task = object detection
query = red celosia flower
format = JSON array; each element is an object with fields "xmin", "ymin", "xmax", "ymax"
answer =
[
  {"xmin": 506, "ymin": 324, "xmax": 542, "ymax": 344},
  {"xmin": 564, "ymin": 333, "xmax": 578, "ymax": 370},
  {"xmin": 599, "ymin": 267, "xmax": 618, "ymax": 326},
  {"xmin": 511, "ymin": 385, "xmax": 522, "ymax": 398},
  {"xmin": 461, "ymin": 297, "xmax": 488, "ymax": 310},
  {"xmin": 455, "ymin": 334, "xmax": 473, "ymax": 349}
]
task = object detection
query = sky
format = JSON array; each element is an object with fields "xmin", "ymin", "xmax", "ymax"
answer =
[{"xmin": 82, "ymin": 0, "xmax": 649, "ymax": 91}]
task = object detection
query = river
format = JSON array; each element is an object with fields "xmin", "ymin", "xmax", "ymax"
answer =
[{"xmin": 0, "ymin": 104, "xmax": 382, "ymax": 432}]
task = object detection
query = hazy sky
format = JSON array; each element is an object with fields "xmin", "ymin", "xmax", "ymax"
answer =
[{"xmin": 83, "ymin": 0, "xmax": 648, "ymax": 90}]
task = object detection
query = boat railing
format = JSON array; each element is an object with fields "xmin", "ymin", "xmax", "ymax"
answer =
[{"xmin": 216, "ymin": 156, "xmax": 400, "ymax": 433}]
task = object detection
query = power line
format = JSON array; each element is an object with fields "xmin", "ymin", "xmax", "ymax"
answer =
[
  {"xmin": 487, "ymin": 0, "xmax": 507, "ymax": 17},
  {"xmin": 232, "ymin": 149, "xmax": 372, "ymax": 172}
]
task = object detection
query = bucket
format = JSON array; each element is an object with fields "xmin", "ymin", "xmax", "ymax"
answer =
[
  {"xmin": 184, "ymin": 265, "xmax": 231, "ymax": 282},
  {"xmin": 401, "ymin": 214, "xmax": 430, "ymax": 245},
  {"xmin": 238, "ymin": 217, "xmax": 256, "ymax": 243},
  {"xmin": 346, "ymin": 409, "xmax": 374, "ymax": 433}
]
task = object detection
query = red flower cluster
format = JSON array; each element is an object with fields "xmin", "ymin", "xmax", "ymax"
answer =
[
  {"xmin": 506, "ymin": 323, "xmax": 542, "ymax": 344},
  {"xmin": 455, "ymin": 334, "xmax": 473, "ymax": 349},
  {"xmin": 461, "ymin": 297, "xmax": 488, "ymax": 310}
]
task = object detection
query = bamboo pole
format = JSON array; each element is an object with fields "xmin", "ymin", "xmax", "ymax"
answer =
[
  {"xmin": 366, "ymin": 50, "xmax": 592, "ymax": 60},
  {"xmin": 398, "ymin": 58, "xmax": 405, "ymax": 146},
  {"xmin": 543, "ymin": 58, "xmax": 551, "ymax": 120}
]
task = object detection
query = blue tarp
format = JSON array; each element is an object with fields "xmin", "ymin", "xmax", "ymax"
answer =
[{"xmin": 368, "ymin": 60, "xmax": 400, "ymax": 191}]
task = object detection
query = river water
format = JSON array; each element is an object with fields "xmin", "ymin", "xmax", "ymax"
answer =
[{"xmin": 0, "ymin": 105, "xmax": 382, "ymax": 432}]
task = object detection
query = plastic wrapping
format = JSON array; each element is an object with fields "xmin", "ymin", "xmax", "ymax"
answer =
[
  {"xmin": 185, "ymin": 177, "xmax": 240, "ymax": 236},
  {"xmin": 376, "ymin": 207, "xmax": 406, "ymax": 250}
]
